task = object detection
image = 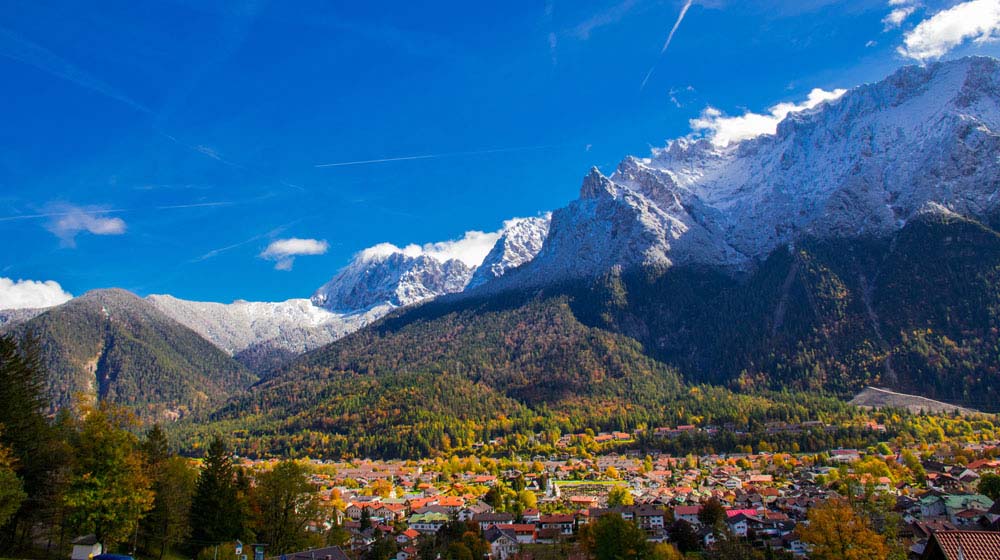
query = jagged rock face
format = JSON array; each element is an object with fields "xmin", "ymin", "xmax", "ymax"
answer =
[
  {"xmin": 520, "ymin": 56, "xmax": 1000, "ymax": 284},
  {"xmin": 312, "ymin": 252, "xmax": 474, "ymax": 312},
  {"xmin": 467, "ymin": 216, "xmax": 551, "ymax": 289}
]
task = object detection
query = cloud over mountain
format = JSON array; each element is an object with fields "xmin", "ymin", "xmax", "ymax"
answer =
[
  {"xmin": 689, "ymin": 87, "xmax": 846, "ymax": 147},
  {"xmin": 357, "ymin": 229, "xmax": 501, "ymax": 268},
  {"xmin": 900, "ymin": 0, "xmax": 1000, "ymax": 60},
  {"xmin": 0, "ymin": 277, "xmax": 73, "ymax": 310}
]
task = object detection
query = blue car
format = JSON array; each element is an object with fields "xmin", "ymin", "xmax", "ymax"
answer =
[{"xmin": 93, "ymin": 555, "xmax": 135, "ymax": 560}]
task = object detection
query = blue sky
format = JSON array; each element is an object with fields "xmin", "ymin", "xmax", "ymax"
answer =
[{"xmin": 2, "ymin": 0, "xmax": 999, "ymax": 304}]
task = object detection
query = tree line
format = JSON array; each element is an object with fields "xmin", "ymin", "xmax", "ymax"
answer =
[{"xmin": 0, "ymin": 334, "xmax": 325, "ymax": 559}]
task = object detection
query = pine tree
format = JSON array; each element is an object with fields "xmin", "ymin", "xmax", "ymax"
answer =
[
  {"xmin": 189, "ymin": 437, "xmax": 246, "ymax": 551},
  {"xmin": 0, "ymin": 334, "xmax": 62, "ymax": 549},
  {"xmin": 142, "ymin": 424, "xmax": 170, "ymax": 468}
]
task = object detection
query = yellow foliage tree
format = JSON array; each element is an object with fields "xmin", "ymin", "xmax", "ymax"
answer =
[{"xmin": 799, "ymin": 499, "xmax": 889, "ymax": 560}]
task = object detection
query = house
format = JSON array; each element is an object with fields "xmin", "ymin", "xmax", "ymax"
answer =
[
  {"xmin": 495, "ymin": 524, "xmax": 537, "ymax": 544},
  {"xmin": 483, "ymin": 526, "xmax": 519, "ymax": 560},
  {"xmin": 374, "ymin": 503, "xmax": 407, "ymax": 522},
  {"xmin": 395, "ymin": 529, "xmax": 420, "ymax": 545},
  {"xmin": 634, "ymin": 505, "xmax": 666, "ymax": 531},
  {"xmin": 921, "ymin": 530, "xmax": 1000, "ymax": 560},
  {"xmin": 458, "ymin": 501, "xmax": 492, "ymax": 521},
  {"xmin": 921, "ymin": 494, "xmax": 995, "ymax": 525},
  {"xmin": 829, "ymin": 449, "xmax": 861, "ymax": 464},
  {"xmin": 781, "ymin": 533, "xmax": 809, "ymax": 557},
  {"xmin": 910, "ymin": 520, "xmax": 958, "ymax": 542},
  {"xmin": 674, "ymin": 505, "xmax": 702, "ymax": 525},
  {"xmin": 724, "ymin": 477, "xmax": 743, "ymax": 490},
  {"xmin": 726, "ymin": 513, "xmax": 751, "ymax": 538},
  {"xmin": 539, "ymin": 514, "xmax": 575, "ymax": 536},
  {"xmin": 71, "ymin": 535, "xmax": 102, "ymax": 560},
  {"xmin": 395, "ymin": 547, "xmax": 418, "ymax": 560},
  {"xmin": 407, "ymin": 512, "xmax": 449, "ymax": 533},
  {"xmin": 474, "ymin": 512, "xmax": 515, "ymax": 531}
]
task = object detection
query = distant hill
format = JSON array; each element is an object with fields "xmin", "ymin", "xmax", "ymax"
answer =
[
  {"xmin": 13, "ymin": 288, "xmax": 256, "ymax": 421},
  {"xmin": 850, "ymin": 387, "xmax": 977, "ymax": 415}
]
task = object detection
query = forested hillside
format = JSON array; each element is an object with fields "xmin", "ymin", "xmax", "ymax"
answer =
[
  {"xmin": 11, "ymin": 289, "xmax": 256, "ymax": 421},
  {"xmin": 573, "ymin": 210, "xmax": 1000, "ymax": 409}
]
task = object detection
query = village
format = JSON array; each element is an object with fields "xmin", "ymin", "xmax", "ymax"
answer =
[{"xmin": 229, "ymin": 427, "xmax": 1000, "ymax": 560}]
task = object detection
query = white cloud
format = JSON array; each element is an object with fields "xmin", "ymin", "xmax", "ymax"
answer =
[
  {"xmin": 899, "ymin": 0, "xmax": 1000, "ymax": 61},
  {"xmin": 689, "ymin": 87, "xmax": 847, "ymax": 147},
  {"xmin": 356, "ymin": 215, "xmax": 556, "ymax": 268},
  {"xmin": 260, "ymin": 237, "xmax": 329, "ymax": 270},
  {"xmin": 358, "ymin": 229, "xmax": 502, "ymax": 268},
  {"xmin": 0, "ymin": 277, "xmax": 73, "ymax": 310},
  {"xmin": 44, "ymin": 204, "xmax": 126, "ymax": 247},
  {"xmin": 883, "ymin": 5, "xmax": 916, "ymax": 29}
]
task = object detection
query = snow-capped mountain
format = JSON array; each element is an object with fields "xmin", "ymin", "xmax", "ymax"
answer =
[
  {"xmin": 467, "ymin": 215, "xmax": 551, "ymax": 289},
  {"xmin": 146, "ymin": 295, "xmax": 377, "ymax": 356},
  {"xmin": 312, "ymin": 216, "xmax": 550, "ymax": 311},
  {"xmin": 311, "ymin": 249, "xmax": 475, "ymax": 312},
  {"xmin": 515, "ymin": 56, "xmax": 1000, "ymax": 284}
]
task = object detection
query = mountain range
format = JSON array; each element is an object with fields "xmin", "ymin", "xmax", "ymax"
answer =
[{"xmin": 4, "ymin": 57, "xmax": 1000, "ymax": 448}]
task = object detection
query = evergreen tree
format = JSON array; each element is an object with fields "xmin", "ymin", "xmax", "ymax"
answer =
[
  {"xmin": 189, "ymin": 436, "xmax": 246, "ymax": 550},
  {"xmin": 145, "ymin": 457, "xmax": 197, "ymax": 559},
  {"xmin": 582, "ymin": 514, "xmax": 653, "ymax": 560},
  {"xmin": 142, "ymin": 424, "xmax": 171, "ymax": 468},
  {"xmin": 0, "ymin": 334, "xmax": 63, "ymax": 550},
  {"xmin": 668, "ymin": 520, "xmax": 701, "ymax": 554},
  {"xmin": 699, "ymin": 497, "xmax": 727, "ymax": 531}
]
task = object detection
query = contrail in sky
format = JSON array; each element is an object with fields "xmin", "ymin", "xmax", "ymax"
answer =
[
  {"xmin": 0, "ymin": 202, "xmax": 234, "ymax": 223},
  {"xmin": 315, "ymin": 145, "xmax": 555, "ymax": 168},
  {"xmin": 0, "ymin": 26, "xmax": 152, "ymax": 114},
  {"xmin": 640, "ymin": 0, "xmax": 694, "ymax": 92}
]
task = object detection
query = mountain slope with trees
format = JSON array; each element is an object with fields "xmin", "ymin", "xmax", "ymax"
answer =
[
  {"xmin": 179, "ymin": 210, "xmax": 1000, "ymax": 458},
  {"xmin": 9, "ymin": 289, "xmax": 256, "ymax": 421}
]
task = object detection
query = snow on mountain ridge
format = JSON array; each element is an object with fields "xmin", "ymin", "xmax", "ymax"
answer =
[
  {"xmin": 311, "ymin": 252, "xmax": 475, "ymax": 312},
  {"xmin": 514, "ymin": 56, "xmax": 1000, "ymax": 284},
  {"xmin": 467, "ymin": 215, "xmax": 551, "ymax": 288},
  {"xmin": 147, "ymin": 294, "xmax": 376, "ymax": 356},
  {"xmin": 312, "ymin": 216, "xmax": 551, "ymax": 311}
]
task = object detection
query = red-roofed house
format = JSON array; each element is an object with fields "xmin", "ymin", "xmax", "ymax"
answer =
[{"xmin": 921, "ymin": 530, "xmax": 1000, "ymax": 560}]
